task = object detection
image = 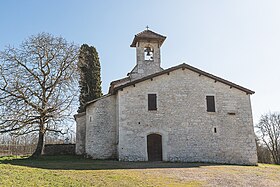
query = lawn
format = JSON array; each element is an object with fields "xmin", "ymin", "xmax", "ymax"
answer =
[{"xmin": 0, "ymin": 156, "xmax": 279, "ymax": 187}]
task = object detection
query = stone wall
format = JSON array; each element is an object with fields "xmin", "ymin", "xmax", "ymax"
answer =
[
  {"xmin": 85, "ymin": 95, "xmax": 117, "ymax": 159},
  {"xmin": 75, "ymin": 112, "xmax": 86, "ymax": 155},
  {"xmin": 44, "ymin": 144, "xmax": 75, "ymax": 155},
  {"xmin": 117, "ymin": 68, "xmax": 257, "ymax": 165}
]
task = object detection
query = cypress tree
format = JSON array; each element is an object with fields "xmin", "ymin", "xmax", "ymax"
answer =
[{"xmin": 78, "ymin": 44, "xmax": 102, "ymax": 113}]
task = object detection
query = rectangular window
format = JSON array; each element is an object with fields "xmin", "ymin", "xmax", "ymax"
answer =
[
  {"xmin": 206, "ymin": 96, "xmax": 216, "ymax": 112},
  {"xmin": 148, "ymin": 94, "xmax": 157, "ymax": 110}
]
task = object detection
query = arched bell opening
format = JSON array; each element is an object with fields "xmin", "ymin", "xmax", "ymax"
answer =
[{"xmin": 144, "ymin": 46, "xmax": 154, "ymax": 61}]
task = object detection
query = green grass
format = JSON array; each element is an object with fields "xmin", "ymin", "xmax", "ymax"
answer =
[
  {"xmin": 0, "ymin": 156, "xmax": 202, "ymax": 187},
  {"xmin": 0, "ymin": 155, "xmax": 279, "ymax": 187}
]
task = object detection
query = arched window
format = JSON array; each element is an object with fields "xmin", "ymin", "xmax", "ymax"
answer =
[{"xmin": 144, "ymin": 46, "xmax": 154, "ymax": 61}]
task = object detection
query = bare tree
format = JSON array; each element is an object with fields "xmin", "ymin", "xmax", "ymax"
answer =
[
  {"xmin": 0, "ymin": 133, "xmax": 38, "ymax": 156},
  {"xmin": 0, "ymin": 33, "xmax": 78, "ymax": 157},
  {"xmin": 256, "ymin": 137, "xmax": 273, "ymax": 163},
  {"xmin": 255, "ymin": 112, "xmax": 280, "ymax": 164}
]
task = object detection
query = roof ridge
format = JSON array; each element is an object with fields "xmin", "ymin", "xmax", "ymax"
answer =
[
  {"xmin": 135, "ymin": 29, "xmax": 166, "ymax": 38},
  {"xmin": 111, "ymin": 63, "xmax": 255, "ymax": 95}
]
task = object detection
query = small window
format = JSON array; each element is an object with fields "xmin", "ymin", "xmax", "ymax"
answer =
[
  {"xmin": 206, "ymin": 96, "xmax": 215, "ymax": 112},
  {"xmin": 148, "ymin": 94, "xmax": 157, "ymax": 110}
]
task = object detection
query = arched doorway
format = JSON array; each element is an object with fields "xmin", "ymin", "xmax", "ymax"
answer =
[{"xmin": 147, "ymin": 134, "xmax": 162, "ymax": 161}]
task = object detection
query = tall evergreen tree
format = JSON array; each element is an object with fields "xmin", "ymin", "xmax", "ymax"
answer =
[{"xmin": 78, "ymin": 44, "xmax": 102, "ymax": 113}]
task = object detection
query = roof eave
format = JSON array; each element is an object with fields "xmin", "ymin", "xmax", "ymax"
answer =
[{"xmin": 130, "ymin": 35, "xmax": 167, "ymax": 47}]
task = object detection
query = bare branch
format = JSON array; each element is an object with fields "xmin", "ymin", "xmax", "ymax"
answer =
[
  {"xmin": 256, "ymin": 112, "xmax": 280, "ymax": 164},
  {"xmin": 0, "ymin": 32, "xmax": 78, "ymax": 156}
]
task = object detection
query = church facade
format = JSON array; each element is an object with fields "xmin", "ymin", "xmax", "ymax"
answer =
[{"xmin": 75, "ymin": 29, "xmax": 257, "ymax": 165}]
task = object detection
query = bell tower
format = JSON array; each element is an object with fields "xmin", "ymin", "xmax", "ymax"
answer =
[{"xmin": 129, "ymin": 27, "xmax": 166, "ymax": 80}]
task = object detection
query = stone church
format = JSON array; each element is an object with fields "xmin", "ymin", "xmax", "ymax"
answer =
[{"xmin": 75, "ymin": 29, "xmax": 257, "ymax": 165}]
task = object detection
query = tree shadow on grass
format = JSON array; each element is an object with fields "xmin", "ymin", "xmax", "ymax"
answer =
[{"xmin": 0, "ymin": 155, "xmax": 223, "ymax": 170}]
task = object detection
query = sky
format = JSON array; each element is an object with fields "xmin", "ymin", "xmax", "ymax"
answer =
[{"xmin": 0, "ymin": 0, "xmax": 280, "ymax": 124}]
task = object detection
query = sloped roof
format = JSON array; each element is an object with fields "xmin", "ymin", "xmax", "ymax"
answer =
[
  {"xmin": 130, "ymin": 29, "xmax": 167, "ymax": 47},
  {"xmin": 110, "ymin": 63, "xmax": 255, "ymax": 95},
  {"xmin": 108, "ymin": 76, "xmax": 130, "ymax": 93}
]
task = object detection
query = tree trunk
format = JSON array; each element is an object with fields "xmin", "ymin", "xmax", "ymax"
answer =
[
  {"xmin": 276, "ymin": 155, "xmax": 280, "ymax": 165},
  {"xmin": 31, "ymin": 130, "xmax": 45, "ymax": 158}
]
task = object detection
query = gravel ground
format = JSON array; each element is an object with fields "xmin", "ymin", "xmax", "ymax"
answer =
[{"xmin": 136, "ymin": 163, "xmax": 280, "ymax": 187}]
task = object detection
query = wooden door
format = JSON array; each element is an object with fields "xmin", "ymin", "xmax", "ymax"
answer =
[{"xmin": 147, "ymin": 134, "xmax": 162, "ymax": 161}]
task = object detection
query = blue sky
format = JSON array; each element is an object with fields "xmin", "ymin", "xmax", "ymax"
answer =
[{"xmin": 1, "ymin": 0, "xmax": 280, "ymax": 124}]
